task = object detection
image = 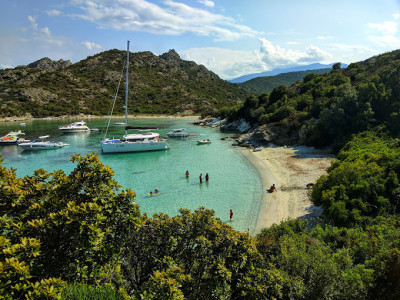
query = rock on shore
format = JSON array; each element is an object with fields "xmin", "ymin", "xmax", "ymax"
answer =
[{"xmin": 193, "ymin": 117, "xmax": 302, "ymax": 148}]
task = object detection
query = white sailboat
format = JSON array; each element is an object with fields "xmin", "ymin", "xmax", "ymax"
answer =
[{"xmin": 100, "ymin": 41, "xmax": 169, "ymax": 153}]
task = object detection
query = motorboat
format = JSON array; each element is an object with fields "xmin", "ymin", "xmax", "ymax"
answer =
[
  {"xmin": 114, "ymin": 122, "xmax": 126, "ymax": 126},
  {"xmin": 167, "ymin": 128, "xmax": 189, "ymax": 137},
  {"xmin": 100, "ymin": 41, "xmax": 169, "ymax": 153},
  {"xmin": 0, "ymin": 130, "xmax": 29, "ymax": 145},
  {"xmin": 197, "ymin": 139, "xmax": 211, "ymax": 144},
  {"xmin": 59, "ymin": 121, "xmax": 90, "ymax": 133},
  {"xmin": 18, "ymin": 135, "xmax": 69, "ymax": 151}
]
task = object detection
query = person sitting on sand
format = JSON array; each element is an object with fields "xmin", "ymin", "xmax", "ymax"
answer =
[{"xmin": 267, "ymin": 184, "xmax": 276, "ymax": 193}]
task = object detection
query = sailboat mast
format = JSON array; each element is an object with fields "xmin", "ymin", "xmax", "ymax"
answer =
[{"xmin": 125, "ymin": 40, "xmax": 130, "ymax": 135}]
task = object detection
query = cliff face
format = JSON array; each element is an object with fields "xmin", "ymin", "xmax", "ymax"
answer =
[{"xmin": 0, "ymin": 50, "xmax": 251, "ymax": 118}]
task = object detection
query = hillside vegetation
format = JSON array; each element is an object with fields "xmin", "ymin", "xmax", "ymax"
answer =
[
  {"xmin": 0, "ymin": 49, "xmax": 251, "ymax": 118},
  {"xmin": 237, "ymin": 68, "xmax": 331, "ymax": 94},
  {"xmin": 224, "ymin": 52, "xmax": 400, "ymax": 150}
]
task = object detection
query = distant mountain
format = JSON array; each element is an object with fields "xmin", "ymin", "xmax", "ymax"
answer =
[
  {"xmin": 229, "ymin": 63, "xmax": 348, "ymax": 83},
  {"xmin": 0, "ymin": 49, "xmax": 252, "ymax": 118},
  {"xmin": 237, "ymin": 68, "xmax": 332, "ymax": 95}
]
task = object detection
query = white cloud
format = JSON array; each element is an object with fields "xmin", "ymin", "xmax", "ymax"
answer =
[
  {"xmin": 393, "ymin": 13, "xmax": 400, "ymax": 20},
  {"xmin": 198, "ymin": 0, "xmax": 214, "ymax": 8},
  {"xmin": 28, "ymin": 15, "xmax": 38, "ymax": 30},
  {"xmin": 82, "ymin": 41, "xmax": 102, "ymax": 50},
  {"xmin": 369, "ymin": 35, "xmax": 400, "ymax": 48},
  {"xmin": 367, "ymin": 20, "xmax": 400, "ymax": 48},
  {"xmin": 180, "ymin": 39, "xmax": 334, "ymax": 79},
  {"xmin": 46, "ymin": 9, "xmax": 62, "ymax": 16},
  {"xmin": 180, "ymin": 47, "xmax": 264, "ymax": 79},
  {"xmin": 258, "ymin": 38, "xmax": 331, "ymax": 67},
  {"xmin": 368, "ymin": 21, "xmax": 397, "ymax": 35},
  {"xmin": 317, "ymin": 35, "xmax": 332, "ymax": 40},
  {"xmin": 71, "ymin": 0, "xmax": 260, "ymax": 41},
  {"xmin": 41, "ymin": 27, "xmax": 51, "ymax": 36}
]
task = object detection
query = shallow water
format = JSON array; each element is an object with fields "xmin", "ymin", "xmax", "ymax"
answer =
[{"xmin": 0, "ymin": 118, "xmax": 262, "ymax": 234}]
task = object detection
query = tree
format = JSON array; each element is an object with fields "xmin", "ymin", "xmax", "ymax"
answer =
[
  {"xmin": 0, "ymin": 153, "xmax": 141, "ymax": 284},
  {"xmin": 332, "ymin": 62, "xmax": 341, "ymax": 70},
  {"xmin": 121, "ymin": 207, "xmax": 285, "ymax": 299}
]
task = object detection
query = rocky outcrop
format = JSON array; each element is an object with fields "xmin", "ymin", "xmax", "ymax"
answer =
[
  {"xmin": 27, "ymin": 57, "xmax": 72, "ymax": 71},
  {"xmin": 198, "ymin": 117, "xmax": 301, "ymax": 148}
]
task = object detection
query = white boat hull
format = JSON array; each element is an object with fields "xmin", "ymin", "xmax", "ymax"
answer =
[
  {"xmin": 59, "ymin": 128, "xmax": 90, "ymax": 133},
  {"xmin": 19, "ymin": 142, "xmax": 66, "ymax": 151},
  {"xmin": 101, "ymin": 140, "xmax": 169, "ymax": 153}
]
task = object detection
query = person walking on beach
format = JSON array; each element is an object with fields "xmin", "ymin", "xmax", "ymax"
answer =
[
  {"xmin": 205, "ymin": 173, "xmax": 209, "ymax": 182},
  {"xmin": 230, "ymin": 209, "xmax": 233, "ymax": 221},
  {"xmin": 186, "ymin": 170, "xmax": 189, "ymax": 178},
  {"xmin": 199, "ymin": 173, "xmax": 203, "ymax": 184}
]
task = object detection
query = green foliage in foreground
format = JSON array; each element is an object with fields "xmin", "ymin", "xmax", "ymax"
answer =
[
  {"xmin": 312, "ymin": 132, "xmax": 400, "ymax": 226},
  {"xmin": 257, "ymin": 217, "xmax": 400, "ymax": 300},
  {"xmin": 2, "ymin": 146, "xmax": 400, "ymax": 299},
  {"xmin": 61, "ymin": 283, "xmax": 124, "ymax": 300}
]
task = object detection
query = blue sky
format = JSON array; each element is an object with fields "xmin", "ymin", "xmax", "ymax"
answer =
[{"xmin": 1, "ymin": 0, "xmax": 400, "ymax": 79}]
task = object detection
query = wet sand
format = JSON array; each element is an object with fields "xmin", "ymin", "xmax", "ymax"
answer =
[{"xmin": 242, "ymin": 145, "xmax": 334, "ymax": 235}]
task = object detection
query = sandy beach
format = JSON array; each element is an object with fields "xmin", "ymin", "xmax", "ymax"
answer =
[{"xmin": 242, "ymin": 145, "xmax": 335, "ymax": 235}]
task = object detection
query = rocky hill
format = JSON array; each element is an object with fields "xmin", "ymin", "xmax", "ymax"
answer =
[
  {"xmin": 0, "ymin": 49, "xmax": 251, "ymax": 118},
  {"xmin": 27, "ymin": 57, "xmax": 72, "ymax": 71}
]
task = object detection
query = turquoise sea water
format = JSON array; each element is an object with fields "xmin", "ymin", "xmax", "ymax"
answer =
[{"xmin": 0, "ymin": 118, "xmax": 262, "ymax": 234}]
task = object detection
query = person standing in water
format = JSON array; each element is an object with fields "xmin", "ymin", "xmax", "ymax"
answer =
[
  {"xmin": 186, "ymin": 170, "xmax": 189, "ymax": 178},
  {"xmin": 230, "ymin": 209, "xmax": 233, "ymax": 221},
  {"xmin": 199, "ymin": 173, "xmax": 203, "ymax": 183},
  {"xmin": 205, "ymin": 173, "xmax": 209, "ymax": 182}
]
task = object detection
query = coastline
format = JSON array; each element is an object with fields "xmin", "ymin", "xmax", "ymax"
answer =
[
  {"xmin": 241, "ymin": 145, "xmax": 334, "ymax": 235},
  {"xmin": 0, "ymin": 114, "xmax": 200, "ymax": 123}
]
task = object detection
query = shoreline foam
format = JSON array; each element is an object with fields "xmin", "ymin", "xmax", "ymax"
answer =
[{"xmin": 241, "ymin": 145, "xmax": 334, "ymax": 235}]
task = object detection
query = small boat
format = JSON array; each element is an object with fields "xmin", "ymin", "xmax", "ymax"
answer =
[
  {"xmin": 18, "ymin": 135, "xmax": 69, "ymax": 151},
  {"xmin": 19, "ymin": 122, "xmax": 26, "ymax": 126},
  {"xmin": 197, "ymin": 139, "xmax": 211, "ymax": 144},
  {"xmin": 59, "ymin": 121, "xmax": 90, "ymax": 133},
  {"xmin": 0, "ymin": 130, "xmax": 29, "ymax": 145},
  {"xmin": 114, "ymin": 122, "xmax": 126, "ymax": 126},
  {"xmin": 167, "ymin": 128, "xmax": 189, "ymax": 137},
  {"xmin": 253, "ymin": 146, "xmax": 263, "ymax": 152}
]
